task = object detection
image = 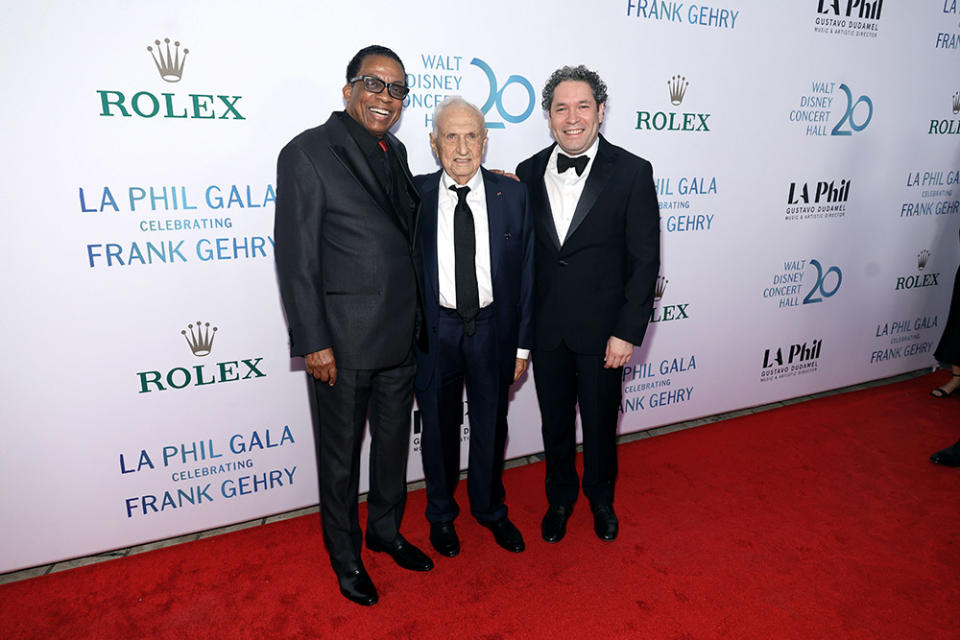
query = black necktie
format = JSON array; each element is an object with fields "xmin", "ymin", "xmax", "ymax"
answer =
[
  {"xmin": 557, "ymin": 153, "xmax": 589, "ymax": 176},
  {"xmin": 451, "ymin": 185, "xmax": 479, "ymax": 337}
]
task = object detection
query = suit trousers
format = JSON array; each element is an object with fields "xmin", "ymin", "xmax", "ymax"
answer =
[
  {"xmin": 417, "ymin": 306, "xmax": 509, "ymax": 524},
  {"xmin": 533, "ymin": 341, "xmax": 622, "ymax": 507},
  {"xmin": 311, "ymin": 358, "xmax": 415, "ymax": 573}
]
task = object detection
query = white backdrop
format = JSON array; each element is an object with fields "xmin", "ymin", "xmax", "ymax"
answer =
[{"xmin": 1, "ymin": 1, "xmax": 958, "ymax": 573}]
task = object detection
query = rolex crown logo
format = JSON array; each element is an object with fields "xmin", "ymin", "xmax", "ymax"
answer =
[
  {"xmin": 953, "ymin": 91, "xmax": 960, "ymax": 115},
  {"xmin": 147, "ymin": 37, "xmax": 189, "ymax": 83},
  {"xmin": 182, "ymin": 321, "xmax": 217, "ymax": 356},
  {"xmin": 667, "ymin": 75, "xmax": 688, "ymax": 106},
  {"xmin": 655, "ymin": 276, "xmax": 668, "ymax": 300},
  {"xmin": 917, "ymin": 249, "xmax": 931, "ymax": 271}
]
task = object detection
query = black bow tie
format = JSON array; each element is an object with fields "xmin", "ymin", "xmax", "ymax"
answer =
[{"xmin": 557, "ymin": 153, "xmax": 589, "ymax": 176}]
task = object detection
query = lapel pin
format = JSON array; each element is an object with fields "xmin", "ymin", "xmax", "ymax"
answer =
[
  {"xmin": 497, "ymin": 191, "xmax": 502, "ymax": 196},
  {"xmin": 504, "ymin": 232, "xmax": 511, "ymax": 239}
]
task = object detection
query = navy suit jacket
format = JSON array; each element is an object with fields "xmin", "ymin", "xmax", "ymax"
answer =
[
  {"xmin": 413, "ymin": 167, "xmax": 535, "ymax": 390},
  {"xmin": 516, "ymin": 135, "xmax": 660, "ymax": 355}
]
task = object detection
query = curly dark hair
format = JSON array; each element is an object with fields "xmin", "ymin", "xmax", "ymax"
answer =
[
  {"xmin": 346, "ymin": 45, "xmax": 405, "ymax": 83},
  {"xmin": 541, "ymin": 65, "xmax": 608, "ymax": 111}
]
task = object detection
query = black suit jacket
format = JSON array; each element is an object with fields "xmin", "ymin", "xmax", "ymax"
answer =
[
  {"xmin": 413, "ymin": 167, "xmax": 535, "ymax": 390},
  {"xmin": 516, "ymin": 135, "xmax": 660, "ymax": 355},
  {"xmin": 275, "ymin": 113, "xmax": 423, "ymax": 369}
]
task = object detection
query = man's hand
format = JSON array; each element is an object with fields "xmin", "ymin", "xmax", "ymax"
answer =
[
  {"xmin": 513, "ymin": 357, "xmax": 528, "ymax": 383},
  {"xmin": 489, "ymin": 168, "xmax": 521, "ymax": 182},
  {"xmin": 305, "ymin": 348, "xmax": 337, "ymax": 386},
  {"xmin": 603, "ymin": 336, "xmax": 633, "ymax": 369}
]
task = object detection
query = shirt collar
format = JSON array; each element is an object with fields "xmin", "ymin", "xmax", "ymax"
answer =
[
  {"xmin": 336, "ymin": 110, "xmax": 384, "ymax": 156},
  {"xmin": 441, "ymin": 167, "xmax": 484, "ymax": 195}
]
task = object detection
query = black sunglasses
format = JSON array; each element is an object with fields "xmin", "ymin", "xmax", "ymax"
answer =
[{"xmin": 349, "ymin": 75, "xmax": 410, "ymax": 100}]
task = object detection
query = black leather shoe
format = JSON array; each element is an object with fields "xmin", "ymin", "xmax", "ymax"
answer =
[
  {"xmin": 479, "ymin": 516, "xmax": 525, "ymax": 553},
  {"xmin": 337, "ymin": 566, "xmax": 378, "ymax": 606},
  {"xmin": 591, "ymin": 502, "xmax": 619, "ymax": 541},
  {"xmin": 366, "ymin": 534, "xmax": 434, "ymax": 571},
  {"xmin": 429, "ymin": 521, "xmax": 460, "ymax": 557},
  {"xmin": 930, "ymin": 440, "xmax": 960, "ymax": 467},
  {"xmin": 541, "ymin": 505, "xmax": 572, "ymax": 543}
]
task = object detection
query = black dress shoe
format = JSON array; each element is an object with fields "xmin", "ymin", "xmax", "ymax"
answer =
[
  {"xmin": 337, "ymin": 566, "xmax": 378, "ymax": 606},
  {"xmin": 930, "ymin": 439, "xmax": 960, "ymax": 467},
  {"xmin": 366, "ymin": 534, "xmax": 434, "ymax": 571},
  {"xmin": 479, "ymin": 516, "xmax": 525, "ymax": 553},
  {"xmin": 541, "ymin": 505, "xmax": 572, "ymax": 543},
  {"xmin": 591, "ymin": 502, "xmax": 619, "ymax": 541},
  {"xmin": 429, "ymin": 521, "xmax": 460, "ymax": 557}
]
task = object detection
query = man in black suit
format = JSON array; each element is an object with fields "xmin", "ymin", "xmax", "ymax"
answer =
[
  {"xmin": 414, "ymin": 97, "xmax": 534, "ymax": 557},
  {"xmin": 274, "ymin": 45, "xmax": 433, "ymax": 607},
  {"xmin": 516, "ymin": 65, "xmax": 660, "ymax": 544}
]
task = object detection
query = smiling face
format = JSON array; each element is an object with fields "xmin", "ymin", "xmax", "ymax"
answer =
[
  {"xmin": 343, "ymin": 54, "xmax": 405, "ymax": 137},
  {"xmin": 547, "ymin": 80, "xmax": 605, "ymax": 156},
  {"xmin": 430, "ymin": 103, "xmax": 487, "ymax": 185}
]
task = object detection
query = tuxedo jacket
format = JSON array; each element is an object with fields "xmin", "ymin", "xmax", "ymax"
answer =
[
  {"xmin": 274, "ymin": 113, "xmax": 423, "ymax": 369},
  {"xmin": 413, "ymin": 167, "xmax": 535, "ymax": 390},
  {"xmin": 516, "ymin": 135, "xmax": 660, "ymax": 355}
]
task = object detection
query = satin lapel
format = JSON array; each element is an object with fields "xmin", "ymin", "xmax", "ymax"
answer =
[
  {"xmin": 564, "ymin": 138, "xmax": 614, "ymax": 244},
  {"xmin": 531, "ymin": 147, "xmax": 561, "ymax": 251},
  {"xmin": 482, "ymin": 168, "xmax": 504, "ymax": 280},
  {"xmin": 420, "ymin": 175, "xmax": 441, "ymax": 305}
]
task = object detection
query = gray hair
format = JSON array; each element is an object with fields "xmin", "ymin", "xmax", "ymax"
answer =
[
  {"xmin": 431, "ymin": 96, "xmax": 486, "ymax": 137},
  {"xmin": 541, "ymin": 65, "xmax": 608, "ymax": 111}
]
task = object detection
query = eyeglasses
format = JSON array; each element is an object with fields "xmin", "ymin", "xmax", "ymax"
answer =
[{"xmin": 349, "ymin": 75, "xmax": 410, "ymax": 100}]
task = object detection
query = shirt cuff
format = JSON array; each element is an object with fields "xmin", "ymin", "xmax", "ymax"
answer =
[{"xmin": 516, "ymin": 349, "xmax": 530, "ymax": 360}]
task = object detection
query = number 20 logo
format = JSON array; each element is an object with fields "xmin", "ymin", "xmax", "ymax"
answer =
[
  {"xmin": 470, "ymin": 58, "xmax": 535, "ymax": 129},
  {"xmin": 831, "ymin": 84, "xmax": 873, "ymax": 136},
  {"xmin": 803, "ymin": 259, "xmax": 842, "ymax": 304}
]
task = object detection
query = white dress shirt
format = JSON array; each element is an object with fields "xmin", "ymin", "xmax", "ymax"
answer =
[
  {"xmin": 437, "ymin": 169, "xmax": 529, "ymax": 360},
  {"xmin": 544, "ymin": 137, "xmax": 600, "ymax": 245},
  {"xmin": 438, "ymin": 169, "xmax": 492, "ymax": 310}
]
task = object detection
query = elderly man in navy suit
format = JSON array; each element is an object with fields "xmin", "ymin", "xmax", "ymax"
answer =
[{"xmin": 414, "ymin": 97, "xmax": 534, "ymax": 557}]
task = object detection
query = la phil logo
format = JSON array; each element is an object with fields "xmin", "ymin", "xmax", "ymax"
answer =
[
  {"xmin": 136, "ymin": 321, "xmax": 265, "ymax": 393},
  {"xmin": 760, "ymin": 338, "xmax": 823, "ymax": 381},
  {"xmin": 895, "ymin": 250, "xmax": 941, "ymax": 291},
  {"xmin": 817, "ymin": 0, "xmax": 883, "ymax": 20},
  {"xmin": 762, "ymin": 339, "xmax": 823, "ymax": 369},
  {"xmin": 785, "ymin": 178, "xmax": 850, "ymax": 220},
  {"xmin": 636, "ymin": 74, "xmax": 710, "ymax": 133},
  {"xmin": 788, "ymin": 179, "xmax": 850, "ymax": 205},
  {"xmin": 928, "ymin": 91, "xmax": 960, "ymax": 135},
  {"xmin": 97, "ymin": 37, "xmax": 245, "ymax": 120}
]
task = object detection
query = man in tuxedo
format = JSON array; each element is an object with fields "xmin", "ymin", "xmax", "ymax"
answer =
[
  {"xmin": 516, "ymin": 65, "xmax": 660, "ymax": 544},
  {"xmin": 414, "ymin": 97, "xmax": 534, "ymax": 557},
  {"xmin": 274, "ymin": 45, "xmax": 433, "ymax": 607}
]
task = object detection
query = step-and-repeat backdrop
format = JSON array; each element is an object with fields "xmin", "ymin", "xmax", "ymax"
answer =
[{"xmin": 2, "ymin": 1, "xmax": 958, "ymax": 572}]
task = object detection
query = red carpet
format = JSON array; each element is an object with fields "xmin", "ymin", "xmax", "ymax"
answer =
[{"xmin": 2, "ymin": 374, "xmax": 959, "ymax": 639}]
